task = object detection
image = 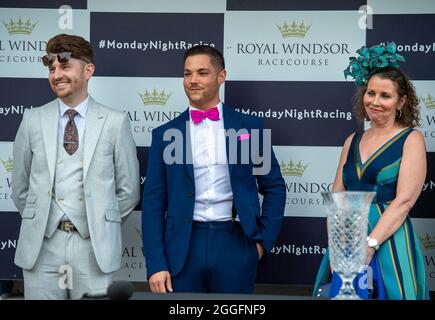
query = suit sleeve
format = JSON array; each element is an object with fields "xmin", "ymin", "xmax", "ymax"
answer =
[
  {"xmin": 255, "ymin": 118, "xmax": 286, "ymax": 254},
  {"xmin": 141, "ymin": 127, "xmax": 168, "ymax": 278},
  {"xmin": 12, "ymin": 109, "xmax": 32, "ymax": 214},
  {"xmin": 113, "ymin": 113, "xmax": 140, "ymax": 218}
]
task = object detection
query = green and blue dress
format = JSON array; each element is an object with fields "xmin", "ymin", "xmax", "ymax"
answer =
[{"xmin": 313, "ymin": 128, "xmax": 429, "ymax": 300}]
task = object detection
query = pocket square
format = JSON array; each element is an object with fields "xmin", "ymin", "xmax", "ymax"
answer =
[{"xmin": 238, "ymin": 133, "xmax": 251, "ymax": 141}]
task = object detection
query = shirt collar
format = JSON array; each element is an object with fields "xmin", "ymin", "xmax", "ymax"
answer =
[{"xmin": 59, "ymin": 96, "xmax": 89, "ymax": 118}]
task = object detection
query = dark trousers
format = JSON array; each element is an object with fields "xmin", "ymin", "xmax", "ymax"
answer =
[{"xmin": 171, "ymin": 221, "xmax": 259, "ymax": 293}]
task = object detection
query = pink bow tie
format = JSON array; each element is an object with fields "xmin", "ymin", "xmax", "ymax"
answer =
[{"xmin": 190, "ymin": 106, "xmax": 220, "ymax": 124}]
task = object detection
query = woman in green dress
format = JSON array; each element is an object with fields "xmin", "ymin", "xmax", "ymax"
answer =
[{"xmin": 313, "ymin": 43, "xmax": 429, "ymax": 300}]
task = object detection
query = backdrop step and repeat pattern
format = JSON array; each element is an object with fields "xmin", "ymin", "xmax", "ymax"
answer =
[{"xmin": 0, "ymin": 0, "xmax": 434, "ymax": 289}]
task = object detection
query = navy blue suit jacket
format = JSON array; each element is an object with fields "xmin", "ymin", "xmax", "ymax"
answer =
[{"xmin": 142, "ymin": 105, "xmax": 286, "ymax": 278}]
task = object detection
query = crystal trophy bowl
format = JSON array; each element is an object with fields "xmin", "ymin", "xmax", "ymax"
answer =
[{"xmin": 322, "ymin": 191, "xmax": 376, "ymax": 300}]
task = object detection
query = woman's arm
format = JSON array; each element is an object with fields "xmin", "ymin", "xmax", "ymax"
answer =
[{"xmin": 367, "ymin": 130, "xmax": 426, "ymax": 258}]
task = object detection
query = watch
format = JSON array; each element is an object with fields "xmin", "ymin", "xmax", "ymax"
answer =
[{"xmin": 367, "ymin": 237, "xmax": 380, "ymax": 251}]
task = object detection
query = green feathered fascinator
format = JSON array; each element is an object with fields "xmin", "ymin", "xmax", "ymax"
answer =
[{"xmin": 344, "ymin": 42, "xmax": 405, "ymax": 86}]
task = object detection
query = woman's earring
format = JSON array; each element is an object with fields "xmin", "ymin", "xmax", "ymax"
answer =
[{"xmin": 397, "ymin": 108, "xmax": 402, "ymax": 118}]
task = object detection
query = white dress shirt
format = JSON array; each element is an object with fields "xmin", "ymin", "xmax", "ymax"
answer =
[
  {"xmin": 58, "ymin": 96, "xmax": 89, "ymax": 144},
  {"xmin": 189, "ymin": 102, "xmax": 234, "ymax": 222}
]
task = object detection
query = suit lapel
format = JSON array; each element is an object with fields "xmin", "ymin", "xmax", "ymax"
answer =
[
  {"xmin": 223, "ymin": 104, "xmax": 242, "ymax": 175},
  {"xmin": 41, "ymin": 100, "xmax": 60, "ymax": 186},
  {"xmin": 173, "ymin": 109, "xmax": 194, "ymax": 182},
  {"xmin": 83, "ymin": 98, "xmax": 106, "ymax": 180}
]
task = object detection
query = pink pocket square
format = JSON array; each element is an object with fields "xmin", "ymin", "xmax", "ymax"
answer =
[{"xmin": 238, "ymin": 133, "xmax": 251, "ymax": 141}]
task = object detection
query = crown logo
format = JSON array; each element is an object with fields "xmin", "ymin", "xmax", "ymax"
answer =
[
  {"xmin": 3, "ymin": 18, "xmax": 37, "ymax": 35},
  {"xmin": 1, "ymin": 156, "xmax": 13, "ymax": 173},
  {"xmin": 419, "ymin": 233, "xmax": 435, "ymax": 250},
  {"xmin": 280, "ymin": 160, "xmax": 308, "ymax": 177},
  {"xmin": 421, "ymin": 93, "xmax": 435, "ymax": 110},
  {"xmin": 277, "ymin": 20, "xmax": 311, "ymax": 38},
  {"xmin": 138, "ymin": 89, "xmax": 172, "ymax": 106}
]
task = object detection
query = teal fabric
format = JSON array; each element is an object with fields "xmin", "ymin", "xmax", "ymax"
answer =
[{"xmin": 314, "ymin": 128, "xmax": 429, "ymax": 300}]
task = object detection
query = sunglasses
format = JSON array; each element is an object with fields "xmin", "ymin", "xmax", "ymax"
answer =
[{"xmin": 42, "ymin": 51, "xmax": 90, "ymax": 67}]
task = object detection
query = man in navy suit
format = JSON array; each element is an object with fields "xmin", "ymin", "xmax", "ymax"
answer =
[{"xmin": 142, "ymin": 45, "xmax": 286, "ymax": 293}]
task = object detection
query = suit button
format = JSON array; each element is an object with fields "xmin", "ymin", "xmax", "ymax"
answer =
[
  {"xmin": 188, "ymin": 192, "xmax": 194, "ymax": 197},
  {"xmin": 186, "ymin": 218, "xmax": 192, "ymax": 223}
]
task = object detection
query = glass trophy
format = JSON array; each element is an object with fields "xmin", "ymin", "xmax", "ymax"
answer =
[{"xmin": 322, "ymin": 191, "xmax": 376, "ymax": 300}]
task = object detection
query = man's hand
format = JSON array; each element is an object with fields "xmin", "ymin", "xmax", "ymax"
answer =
[
  {"xmin": 256, "ymin": 242, "xmax": 265, "ymax": 260},
  {"xmin": 149, "ymin": 271, "xmax": 173, "ymax": 293}
]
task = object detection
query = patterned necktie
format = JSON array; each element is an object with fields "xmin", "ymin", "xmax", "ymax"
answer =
[
  {"xmin": 64, "ymin": 109, "xmax": 79, "ymax": 155},
  {"xmin": 190, "ymin": 106, "xmax": 220, "ymax": 124}
]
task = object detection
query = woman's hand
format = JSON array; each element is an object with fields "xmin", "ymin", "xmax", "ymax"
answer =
[{"xmin": 365, "ymin": 246, "xmax": 376, "ymax": 265}]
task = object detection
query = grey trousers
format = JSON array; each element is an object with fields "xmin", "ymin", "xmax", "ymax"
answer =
[{"xmin": 23, "ymin": 228, "xmax": 113, "ymax": 300}]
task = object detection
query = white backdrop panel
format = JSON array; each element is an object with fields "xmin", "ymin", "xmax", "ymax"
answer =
[
  {"xmin": 224, "ymin": 10, "xmax": 366, "ymax": 81},
  {"xmin": 414, "ymin": 81, "xmax": 435, "ymax": 152},
  {"xmin": 114, "ymin": 210, "xmax": 147, "ymax": 282},
  {"xmin": 88, "ymin": 0, "xmax": 226, "ymax": 13},
  {"xmin": 368, "ymin": 0, "xmax": 435, "ymax": 14},
  {"xmin": 0, "ymin": 142, "xmax": 16, "ymax": 212},
  {"xmin": 274, "ymin": 145, "xmax": 341, "ymax": 217},
  {"xmin": 411, "ymin": 218, "xmax": 435, "ymax": 291},
  {"xmin": 89, "ymin": 77, "xmax": 225, "ymax": 147},
  {"xmin": 0, "ymin": 8, "xmax": 89, "ymax": 78}
]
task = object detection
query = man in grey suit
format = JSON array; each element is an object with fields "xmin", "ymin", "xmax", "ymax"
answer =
[{"xmin": 12, "ymin": 34, "xmax": 140, "ymax": 299}]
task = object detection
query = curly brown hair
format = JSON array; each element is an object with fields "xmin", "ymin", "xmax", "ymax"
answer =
[
  {"xmin": 46, "ymin": 33, "xmax": 93, "ymax": 64},
  {"xmin": 352, "ymin": 66, "xmax": 421, "ymax": 128}
]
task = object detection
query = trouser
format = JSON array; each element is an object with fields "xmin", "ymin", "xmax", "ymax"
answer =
[
  {"xmin": 171, "ymin": 220, "xmax": 259, "ymax": 293},
  {"xmin": 23, "ymin": 228, "xmax": 113, "ymax": 300}
]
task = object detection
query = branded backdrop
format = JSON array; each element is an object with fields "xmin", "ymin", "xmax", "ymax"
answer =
[{"xmin": 0, "ymin": 0, "xmax": 434, "ymax": 291}]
